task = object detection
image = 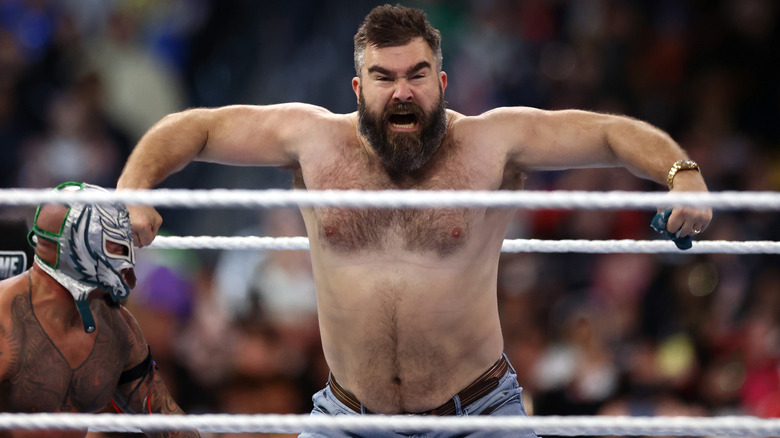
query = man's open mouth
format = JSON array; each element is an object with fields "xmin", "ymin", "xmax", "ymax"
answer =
[{"xmin": 389, "ymin": 113, "xmax": 418, "ymax": 129}]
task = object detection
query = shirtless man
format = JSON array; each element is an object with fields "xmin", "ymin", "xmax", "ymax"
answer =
[
  {"xmin": 0, "ymin": 182, "xmax": 198, "ymax": 438},
  {"xmin": 117, "ymin": 4, "xmax": 711, "ymax": 437}
]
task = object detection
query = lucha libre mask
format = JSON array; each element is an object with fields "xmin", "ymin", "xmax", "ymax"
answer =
[{"xmin": 28, "ymin": 182, "xmax": 136, "ymax": 333}]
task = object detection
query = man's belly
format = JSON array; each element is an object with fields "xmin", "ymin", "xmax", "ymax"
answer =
[{"xmin": 315, "ymin": 260, "xmax": 504, "ymax": 414}]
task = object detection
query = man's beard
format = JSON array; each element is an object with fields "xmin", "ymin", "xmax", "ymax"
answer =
[{"xmin": 358, "ymin": 89, "xmax": 447, "ymax": 176}]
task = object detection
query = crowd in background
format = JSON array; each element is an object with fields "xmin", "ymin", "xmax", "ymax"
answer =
[{"xmin": 1, "ymin": 0, "xmax": 779, "ymax": 436}]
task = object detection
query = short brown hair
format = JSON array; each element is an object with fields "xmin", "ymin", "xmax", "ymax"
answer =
[{"xmin": 353, "ymin": 4, "xmax": 442, "ymax": 75}]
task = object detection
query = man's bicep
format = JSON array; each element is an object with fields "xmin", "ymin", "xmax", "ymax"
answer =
[
  {"xmin": 199, "ymin": 103, "xmax": 330, "ymax": 167},
  {"xmin": 113, "ymin": 364, "xmax": 185, "ymax": 416},
  {"xmin": 112, "ymin": 308, "xmax": 154, "ymax": 412},
  {"xmin": 493, "ymin": 107, "xmax": 619, "ymax": 170}
]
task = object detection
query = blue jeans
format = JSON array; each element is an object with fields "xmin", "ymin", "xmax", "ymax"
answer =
[{"xmin": 299, "ymin": 355, "xmax": 538, "ymax": 438}]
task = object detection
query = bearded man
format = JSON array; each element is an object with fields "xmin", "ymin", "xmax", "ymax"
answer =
[{"xmin": 117, "ymin": 5, "xmax": 711, "ymax": 438}]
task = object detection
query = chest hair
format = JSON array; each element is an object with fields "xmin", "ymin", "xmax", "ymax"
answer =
[{"xmin": 292, "ymin": 138, "xmax": 517, "ymax": 256}]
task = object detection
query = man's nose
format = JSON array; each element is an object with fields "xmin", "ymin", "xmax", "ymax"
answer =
[{"xmin": 392, "ymin": 79, "xmax": 413, "ymax": 102}]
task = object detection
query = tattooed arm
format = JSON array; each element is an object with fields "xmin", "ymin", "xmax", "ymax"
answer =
[{"xmin": 112, "ymin": 307, "xmax": 200, "ymax": 438}]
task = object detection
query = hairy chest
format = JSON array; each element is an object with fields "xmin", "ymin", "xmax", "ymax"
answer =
[
  {"xmin": 294, "ymin": 138, "xmax": 523, "ymax": 256},
  {"xmin": 0, "ymin": 296, "xmax": 130, "ymax": 413}
]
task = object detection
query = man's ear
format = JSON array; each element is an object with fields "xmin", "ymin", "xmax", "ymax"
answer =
[
  {"xmin": 352, "ymin": 76, "xmax": 361, "ymax": 103},
  {"xmin": 440, "ymin": 71, "xmax": 447, "ymax": 92}
]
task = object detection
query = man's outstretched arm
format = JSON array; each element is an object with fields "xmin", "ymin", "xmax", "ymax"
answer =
[
  {"xmin": 117, "ymin": 103, "xmax": 327, "ymax": 246},
  {"xmin": 486, "ymin": 107, "xmax": 712, "ymax": 236}
]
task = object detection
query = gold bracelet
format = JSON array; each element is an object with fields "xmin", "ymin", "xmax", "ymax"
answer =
[{"xmin": 667, "ymin": 160, "xmax": 700, "ymax": 189}]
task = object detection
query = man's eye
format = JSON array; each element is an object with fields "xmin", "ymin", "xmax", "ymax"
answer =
[{"xmin": 106, "ymin": 241, "xmax": 130, "ymax": 256}]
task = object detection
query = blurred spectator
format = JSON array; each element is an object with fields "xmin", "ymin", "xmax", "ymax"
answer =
[
  {"xmin": 212, "ymin": 209, "xmax": 316, "ymax": 325},
  {"xmin": 532, "ymin": 298, "xmax": 620, "ymax": 416},
  {"xmin": 83, "ymin": 6, "xmax": 186, "ymax": 142},
  {"xmin": 15, "ymin": 75, "xmax": 127, "ymax": 188}
]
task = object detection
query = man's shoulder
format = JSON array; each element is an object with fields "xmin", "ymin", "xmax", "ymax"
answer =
[
  {"xmin": 306, "ymin": 107, "xmax": 357, "ymax": 126},
  {"xmin": 276, "ymin": 105, "xmax": 356, "ymax": 133},
  {"xmin": 295, "ymin": 110, "xmax": 359, "ymax": 151},
  {"xmin": 112, "ymin": 304, "xmax": 147, "ymax": 342},
  {"xmin": 0, "ymin": 273, "xmax": 27, "ymax": 310},
  {"xmin": 110, "ymin": 305, "xmax": 153, "ymax": 369},
  {"xmin": 445, "ymin": 109, "xmax": 497, "ymax": 141},
  {"xmin": 272, "ymin": 103, "xmax": 354, "ymax": 120},
  {"xmin": 446, "ymin": 106, "xmax": 541, "ymax": 143},
  {"xmin": 449, "ymin": 106, "xmax": 540, "ymax": 124},
  {"xmin": 447, "ymin": 109, "xmax": 504, "ymax": 132}
]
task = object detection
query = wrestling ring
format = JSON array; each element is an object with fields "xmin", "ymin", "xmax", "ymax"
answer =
[{"xmin": 1, "ymin": 187, "xmax": 779, "ymax": 436}]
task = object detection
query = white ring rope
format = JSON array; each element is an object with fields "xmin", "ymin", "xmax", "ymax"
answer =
[
  {"xmin": 149, "ymin": 236, "xmax": 780, "ymax": 254},
  {"xmin": 1, "ymin": 188, "xmax": 780, "ymax": 210},
  {"xmin": 0, "ymin": 413, "xmax": 779, "ymax": 436}
]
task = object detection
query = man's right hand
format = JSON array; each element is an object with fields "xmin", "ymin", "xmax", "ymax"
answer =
[{"xmin": 128, "ymin": 205, "xmax": 162, "ymax": 248}]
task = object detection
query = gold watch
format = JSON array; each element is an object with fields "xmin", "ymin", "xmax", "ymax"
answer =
[{"xmin": 667, "ymin": 160, "xmax": 701, "ymax": 189}]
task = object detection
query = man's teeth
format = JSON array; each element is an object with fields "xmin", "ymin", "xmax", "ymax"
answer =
[{"xmin": 392, "ymin": 122, "xmax": 416, "ymax": 128}]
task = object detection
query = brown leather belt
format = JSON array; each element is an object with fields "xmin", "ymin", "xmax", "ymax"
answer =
[{"xmin": 328, "ymin": 355, "xmax": 509, "ymax": 415}]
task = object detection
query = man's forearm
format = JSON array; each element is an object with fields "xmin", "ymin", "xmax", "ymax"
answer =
[
  {"xmin": 118, "ymin": 110, "xmax": 209, "ymax": 190},
  {"xmin": 603, "ymin": 116, "xmax": 696, "ymax": 187}
]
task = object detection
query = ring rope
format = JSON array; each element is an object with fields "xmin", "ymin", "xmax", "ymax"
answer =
[
  {"xmin": 149, "ymin": 236, "xmax": 780, "ymax": 254},
  {"xmin": 2, "ymin": 190, "xmax": 775, "ymax": 434},
  {"xmin": 1, "ymin": 189, "xmax": 780, "ymax": 210},
  {"xmin": 0, "ymin": 413, "xmax": 779, "ymax": 436}
]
